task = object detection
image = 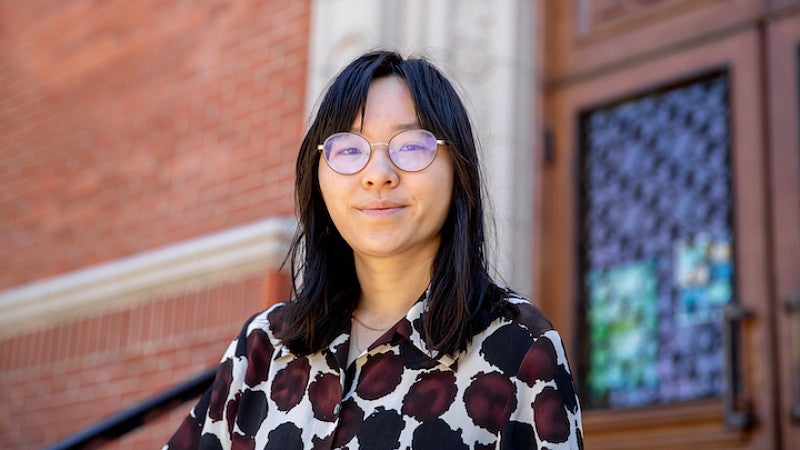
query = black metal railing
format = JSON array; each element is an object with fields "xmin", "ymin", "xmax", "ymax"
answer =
[{"xmin": 45, "ymin": 366, "xmax": 216, "ymax": 450}]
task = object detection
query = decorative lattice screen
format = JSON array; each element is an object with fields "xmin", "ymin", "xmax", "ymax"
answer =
[{"xmin": 578, "ymin": 73, "xmax": 735, "ymax": 409}]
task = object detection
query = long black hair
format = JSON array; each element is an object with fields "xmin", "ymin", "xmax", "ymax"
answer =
[{"xmin": 277, "ymin": 50, "xmax": 509, "ymax": 356}]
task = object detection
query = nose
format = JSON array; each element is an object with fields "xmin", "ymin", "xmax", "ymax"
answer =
[{"xmin": 361, "ymin": 143, "xmax": 399, "ymax": 188}]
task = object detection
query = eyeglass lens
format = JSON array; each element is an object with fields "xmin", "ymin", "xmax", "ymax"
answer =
[{"xmin": 321, "ymin": 130, "xmax": 438, "ymax": 174}]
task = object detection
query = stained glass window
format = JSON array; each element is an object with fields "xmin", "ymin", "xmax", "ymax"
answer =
[{"xmin": 578, "ymin": 72, "xmax": 735, "ymax": 409}]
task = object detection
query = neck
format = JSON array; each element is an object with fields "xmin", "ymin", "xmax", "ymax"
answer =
[{"xmin": 352, "ymin": 251, "xmax": 435, "ymax": 328}]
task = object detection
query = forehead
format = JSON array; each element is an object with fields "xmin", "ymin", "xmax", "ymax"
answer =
[{"xmin": 354, "ymin": 76, "xmax": 419, "ymax": 132}]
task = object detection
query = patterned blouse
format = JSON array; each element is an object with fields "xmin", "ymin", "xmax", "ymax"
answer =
[{"xmin": 165, "ymin": 293, "xmax": 584, "ymax": 449}]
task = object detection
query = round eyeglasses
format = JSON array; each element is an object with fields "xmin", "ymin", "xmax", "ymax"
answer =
[{"xmin": 318, "ymin": 129, "xmax": 444, "ymax": 175}]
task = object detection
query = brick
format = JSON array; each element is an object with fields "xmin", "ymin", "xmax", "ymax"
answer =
[
  {"xmin": 1, "ymin": 1, "xmax": 309, "ymax": 291},
  {"xmin": 0, "ymin": 2, "xmax": 311, "ymax": 446}
]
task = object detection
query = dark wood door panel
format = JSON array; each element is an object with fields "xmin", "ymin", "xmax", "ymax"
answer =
[{"xmin": 545, "ymin": 0, "xmax": 764, "ymax": 83}]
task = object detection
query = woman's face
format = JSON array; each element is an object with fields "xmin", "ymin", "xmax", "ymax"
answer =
[{"xmin": 318, "ymin": 76, "xmax": 454, "ymax": 262}]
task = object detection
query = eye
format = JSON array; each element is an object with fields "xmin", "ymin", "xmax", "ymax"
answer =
[
  {"xmin": 397, "ymin": 141, "xmax": 427, "ymax": 152},
  {"xmin": 333, "ymin": 146, "xmax": 365, "ymax": 157}
]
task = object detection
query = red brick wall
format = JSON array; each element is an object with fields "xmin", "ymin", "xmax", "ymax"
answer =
[
  {"xmin": 0, "ymin": 0, "xmax": 309, "ymax": 448},
  {"xmin": 0, "ymin": 274, "xmax": 288, "ymax": 449},
  {"xmin": 0, "ymin": 0, "xmax": 309, "ymax": 289}
]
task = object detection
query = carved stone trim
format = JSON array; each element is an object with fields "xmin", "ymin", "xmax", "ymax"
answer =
[
  {"xmin": 0, "ymin": 217, "xmax": 296, "ymax": 337},
  {"xmin": 306, "ymin": 0, "xmax": 538, "ymax": 296}
]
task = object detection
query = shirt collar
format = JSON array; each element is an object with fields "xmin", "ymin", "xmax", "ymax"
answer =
[
  {"xmin": 272, "ymin": 291, "xmax": 457, "ymax": 373},
  {"xmin": 367, "ymin": 290, "xmax": 458, "ymax": 371},
  {"xmin": 319, "ymin": 289, "xmax": 458, "ymax": 371}
]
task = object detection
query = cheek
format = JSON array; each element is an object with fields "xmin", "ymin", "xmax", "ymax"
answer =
[
  {"xmin": 317, "ymin": 165, "xmax": 350, "ymax": 226},
  {"xmin": 437, "ymin": 157, "xmax": 456, "ymax": 208},
  {"xmin": 428, "ymin": 169, "xmax": 455, "ymax": 224},
  {"xmin": 317, "ymin": 164, "xmax": 336, "ymax": 211}
]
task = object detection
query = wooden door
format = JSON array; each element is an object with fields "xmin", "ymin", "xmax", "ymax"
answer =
[{"xmin": 537, "ymin": 1, "xmax": 800, "ymax": 448}]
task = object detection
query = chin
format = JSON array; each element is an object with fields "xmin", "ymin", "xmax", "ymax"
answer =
[{"xmin": 353, "ymin": 244, "xmax": 406, "ymax": 258}]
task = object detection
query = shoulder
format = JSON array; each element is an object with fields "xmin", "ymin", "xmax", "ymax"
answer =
[
  {"xmin": 497, "ymin": 292, "xmax": 554, "ymax": 338},
  {"xmin": 248, "ymin": 301, "xmax": 289, "ymax": 337},
  {"xmin": 231, "ymin": 301, "xmax": 290, "ymax": 358},
  {"xmin": 477, "ymin": 295, "xmax": 579, "ymax": 403},
  {"xmin": 492, "ymin": 295, "xmax": 577, "ymax": 403},
  {"xmin": 464, "ymin": 293, "xmax": 559, "ymax": 373}
]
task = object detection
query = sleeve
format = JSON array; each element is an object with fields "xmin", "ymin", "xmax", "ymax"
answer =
[
  {"xmin": 163, "ymin": 317, "xmax": 255, "ymax": 450},
  {"xmin": 514, "ymin": 329, "xmax": 584, "ymax": 450}
]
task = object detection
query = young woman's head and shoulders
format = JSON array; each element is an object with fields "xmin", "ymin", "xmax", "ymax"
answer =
[
  {"xmin": 166, "ymin": 49, "xmax": 583, "ymax": 450},
  {"xmin": 267, "ymin": 49, "xmax": 552, "ymax": 357}
]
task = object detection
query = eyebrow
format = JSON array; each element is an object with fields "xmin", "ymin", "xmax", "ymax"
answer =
[{"xmin": 394, "ymin": 122, "xmax": 420, "ymax": 131}]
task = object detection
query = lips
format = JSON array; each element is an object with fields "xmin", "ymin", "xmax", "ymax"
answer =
[
  {"xmin": 356, "ymin": 200, "xmax": 406, "ymax": 217},
  {"xmin": 357, "ymin": 200, "xmax": 405, "ymax": 211}
]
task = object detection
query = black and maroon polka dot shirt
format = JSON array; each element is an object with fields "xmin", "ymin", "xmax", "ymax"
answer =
[{"xmin": 165, "ymin": 293, "xmax": 584, "ymax": 449}]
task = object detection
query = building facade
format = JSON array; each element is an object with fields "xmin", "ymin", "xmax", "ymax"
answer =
[
  {"xmin": 0, "ymin": 1, "xmax": 539, "ymax": 448},
  {"xmin": 2, "ymin": 0, "xmax": 799, "ymax": 448}
]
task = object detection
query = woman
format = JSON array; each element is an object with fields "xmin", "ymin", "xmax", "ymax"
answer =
[{"xmin": 166, "ymin": 50, "xmax": 583, "ymax": 449}]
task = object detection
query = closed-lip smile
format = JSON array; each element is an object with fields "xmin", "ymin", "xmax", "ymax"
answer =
[{"xmin": 357, "ymin": 200, "xmax": 405, "ymax": 214}]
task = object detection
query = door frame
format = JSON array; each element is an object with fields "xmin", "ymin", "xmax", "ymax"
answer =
[{"xmin": 767, "ymin": 11, "xmax": 800, "ymax": 450}]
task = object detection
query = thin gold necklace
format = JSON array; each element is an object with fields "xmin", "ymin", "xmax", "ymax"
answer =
[
  {"xmin": 351, "ymin": 316, "xmax": 393, "ymax": 354},
  {"xmin": 353, "ymin": 324, "xmax": 366, "ymax": 353},
  {"xmin": 351, "ymin": 314, "xmax": 392, "ymax": 332}
]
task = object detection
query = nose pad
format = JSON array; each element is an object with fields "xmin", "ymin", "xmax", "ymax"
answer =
[{"xmin": 361, "ymin": 144, "xmax": 399, "ymax": 188}]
